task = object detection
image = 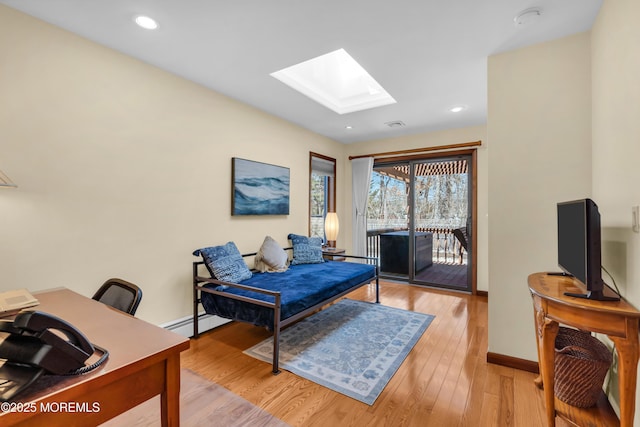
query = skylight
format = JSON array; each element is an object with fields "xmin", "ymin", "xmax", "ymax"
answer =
[{"xmin": 271, "ymin": 49, "xmax": 396, "ymax": 115}]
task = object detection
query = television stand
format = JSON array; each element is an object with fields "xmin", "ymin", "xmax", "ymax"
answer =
[{"xmin": 529, "ymin": 272, "xmax": 640, "ymax": 427}]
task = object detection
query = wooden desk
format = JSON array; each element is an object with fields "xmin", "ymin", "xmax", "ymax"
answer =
[
  {"xmin": 0, "ymin": 288, "xmax": 190, "ymax": 426},
  {"xmin": 529, "ymin": 272, "xmax": 640, "ymax": 427}
]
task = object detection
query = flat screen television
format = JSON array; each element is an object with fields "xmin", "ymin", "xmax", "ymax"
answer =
[{"xmin": 556, "ymin": 198, "xmax": 619, "ymax": 301}]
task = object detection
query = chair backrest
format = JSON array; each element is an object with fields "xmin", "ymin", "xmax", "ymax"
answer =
[
  {"xmin": 92, "ymin": 278, "xmax": 143, "ymax": 316},
  {"xmin": 453, "ymin": 227, "xmax": 469, "ymax": 251}
]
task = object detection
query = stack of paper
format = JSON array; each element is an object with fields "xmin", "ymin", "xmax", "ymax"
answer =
[{"xmin": 0, "ymin": 289, "xmax": 39, "ymax": 317}]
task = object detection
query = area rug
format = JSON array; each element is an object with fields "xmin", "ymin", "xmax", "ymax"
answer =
[{"xmin": 244, "ymin": 299, "xmax": 434, "ymax": 405}]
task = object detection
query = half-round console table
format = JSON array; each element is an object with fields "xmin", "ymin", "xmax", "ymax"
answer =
[{"xmin": 529, "ymin": 272, "xmax": 640, "ymax": 426}]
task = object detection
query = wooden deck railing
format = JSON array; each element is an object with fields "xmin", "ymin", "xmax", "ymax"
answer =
[{"xmin": 366, "ymin": 227, "xmax": 467, "ymax": 265}]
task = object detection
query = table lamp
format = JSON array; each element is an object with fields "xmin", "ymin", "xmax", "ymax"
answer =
[{"xmin": 324, "ymin": 212, "xmax": 339, "ymax": 248}]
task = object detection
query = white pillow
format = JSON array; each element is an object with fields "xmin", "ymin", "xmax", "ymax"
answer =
[{"xmin": 254, "ymin": 236, "xmax": 289, "ymax": 273}]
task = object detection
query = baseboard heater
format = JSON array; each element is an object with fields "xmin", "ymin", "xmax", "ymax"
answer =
[{"xmin": 160, "ymin": 312, "xmax": 231, "ymax": 338}]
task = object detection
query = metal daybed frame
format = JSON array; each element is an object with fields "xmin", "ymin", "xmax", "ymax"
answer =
[{"xmin": 192, "ymin": 249, "xmax": 379, "ymax": 374}]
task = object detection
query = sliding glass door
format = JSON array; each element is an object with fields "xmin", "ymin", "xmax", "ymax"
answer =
[
  {"xmin": 410, "ymin": 156, "xmax": 470, "ymax": 291},
  {"xmin": 368, "ymin": 154, "xmax": 472, "ymax": 292}
]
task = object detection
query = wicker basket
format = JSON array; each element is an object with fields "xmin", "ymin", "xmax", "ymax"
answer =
[{"xmin": 554, "ymin": 327, "xmax": 612, "ymax": 408}]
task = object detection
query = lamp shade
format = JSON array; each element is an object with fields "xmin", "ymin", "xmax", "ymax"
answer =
[{"xmin": 324, "ymin": 212, "xmax": 340, "ymax": 244}]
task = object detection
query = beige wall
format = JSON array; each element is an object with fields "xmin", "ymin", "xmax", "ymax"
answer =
[
  {"xmin": 592, "ymin": 0, "xmax": 640, "ymax": 419},
  {"xmin": 0, "ymin": 5, "xmax": 344, "ymax": 324},
  {"xmin": 489, "ymin": 0, "xmax": 640, "ymax": 417},
  {"xmin": 592, "ymin": 0, "xmax": 640, "ymax": 296},
  {"xmin": 344, "ymin": 126, "xmax": 489, "ymax": 292},
  {"xmin": 487, "ymin": 32, "xmax": 592, "ymax": 360}
]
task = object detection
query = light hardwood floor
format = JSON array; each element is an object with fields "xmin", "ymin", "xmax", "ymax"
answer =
[{"xmin": 180, "ymin": 281, "xmax": 573, "ymax": 426}]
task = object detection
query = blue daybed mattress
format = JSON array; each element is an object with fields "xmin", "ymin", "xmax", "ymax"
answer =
[{"xmin": 200, "ymin": 260, "xmax": 376, "ymax": 329}]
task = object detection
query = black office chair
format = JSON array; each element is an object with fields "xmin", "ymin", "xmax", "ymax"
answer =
[{"xmin": 92, "ymin": 278, "xmax": 143, "ymax": 316}]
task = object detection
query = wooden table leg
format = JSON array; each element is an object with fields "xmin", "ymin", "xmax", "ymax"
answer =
[
  {"xmin": 161, "ymin": 354, "xmax": 181, "ymax": 427},
  {"xmin": 538, "ymin": 314, "xmax": 559, "ymax": 427},
  {"xmin": 532, "ymin": 300, "xmax": 545, "ymax": 390},
  {"xmin": 611, "ymin": 328, "xmax": 639, "ymax": 427}
]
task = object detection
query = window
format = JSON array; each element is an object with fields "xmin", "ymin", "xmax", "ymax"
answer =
[{"xmin": 309, "ymin": 153, "xmax": 336, "ymax": 242}]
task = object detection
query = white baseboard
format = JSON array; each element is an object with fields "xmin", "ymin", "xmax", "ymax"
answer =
[{"xmin": 159, "ymin": 312, "xmax": 231, "ymax": 337}]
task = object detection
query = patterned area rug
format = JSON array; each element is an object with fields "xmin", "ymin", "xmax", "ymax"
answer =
[{"xmin": 244, "ymin": 299, "xmax": 434, "ymax": 405}]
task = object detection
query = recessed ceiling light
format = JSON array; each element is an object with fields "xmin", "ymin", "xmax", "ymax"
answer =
[
  {"xmin": 134, "ymin": 15, "xmax": 158, "ymax": 30},
  {"xmin": 514, "ymin": 8, "xmax": 542, "ymax": 27},
  {"xmin": 449, "ymin": 105, "xmax": 467, "ymax": 113},
  {"xmin": 271, "ymin": 48, "xmax": 396, "ymax": 115},
  {"xmin": 345, "ymin": 125, "xmax": 354, "ymax": 130}
]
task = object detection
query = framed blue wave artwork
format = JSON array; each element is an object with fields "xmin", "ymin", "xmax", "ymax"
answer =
[{"xmin": 232, "ymin": 158, "xmax": 290, "ymax": 215}]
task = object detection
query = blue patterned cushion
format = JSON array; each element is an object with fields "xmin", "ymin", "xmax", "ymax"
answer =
[
  {"xmin": 195, "ymin": 242, "xmax": 252, "ymax": 284},
  {"xmin": 288, "ymin": 233, "xmax": 324, "ymax": 265}
]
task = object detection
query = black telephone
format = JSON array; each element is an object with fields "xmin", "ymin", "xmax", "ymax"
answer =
[{"xmin": 0, "ymin": 311, "xmax": 108, "ymax": 401}]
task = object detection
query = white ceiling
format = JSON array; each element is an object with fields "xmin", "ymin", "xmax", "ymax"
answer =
[{"xmin": 0, "ymin": 0, "xmax": 602, "ymax": 144}]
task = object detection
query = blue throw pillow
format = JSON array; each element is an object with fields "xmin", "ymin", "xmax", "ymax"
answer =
[
  {"xmin": 288, "ymin": 233, "xmax": 324, "ymax": 265},
  {"xmin": 195, "ymin": 242, "xmax": 252, "ymax": 284}
]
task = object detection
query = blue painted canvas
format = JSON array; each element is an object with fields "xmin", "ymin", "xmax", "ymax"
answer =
[{"xmin": 232, "ymin": 158, "xmax": 290, "ymax": 215}]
